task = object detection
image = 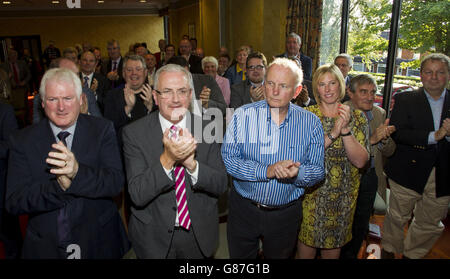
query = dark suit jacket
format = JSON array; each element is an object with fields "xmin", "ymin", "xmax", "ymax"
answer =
[
  {"xmin": 103, "ymin": 87, "xmax": 150, "ymax": 142},
  {"xmin": 292, "ymin": 80, "xmax": 316, "ymax": 107},
  {"xmin": 5, "ymin": 114, "xmax": 130, "ymax": 258},
  {"xmin": 0, "ymin": 60, "xmax": 31, "ymax": 88},
  {"xmin": 192, "ymin": 74, "xmax": 227, "ymax": 115},
  {"xmin": 230, "ymin": 80, "xmax": 252, "ymax": 109},
  {"xmin": 122, "ymin": 111, "xmax": 228, "ymax": 258},
  {"xmin": 80, "ymin": 72, "xmax": 111, "ymax": 114},
  {"xmin": 0, "ymin": 103, "xmax": 17, "ymax": 210},
  {"xmin": 385, "ymin": 88, "xmax": 450, "ymax": 197},
  {"xmin": 101, "ymin": 57, "xmax": 125, "ymax": 88},
  {"xmin": 188, "ymin": 55, "xmax": 204, "ymax": 74},
  {"xmin": 276, "ymin": 52, "xmax": 312, "ymax": 81}
]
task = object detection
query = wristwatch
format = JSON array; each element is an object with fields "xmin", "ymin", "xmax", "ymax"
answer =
[
  {"xmin": 327, "ymin": 133, "xmax": 337, "ymax": 141},
  {"xmin": 341, "ymin": 131, "xmax": 352, "ymax": 137}
]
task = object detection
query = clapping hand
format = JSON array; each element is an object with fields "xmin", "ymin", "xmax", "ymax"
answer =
[
  {"xmin": 199, "ymin": 86, "xmax": 211, "ymax": 109},
  {"xmin": 250, "ymin": 85, "xmax": 265, "ymax": 102},
  {"xmin": 370, "ymin": 118, "xmax": 396, "ymax": 144},
  {"xmin": 139, "ymin": 84, "xmax": 153, "ymax": 111},
  {"xmin": 162, "ymin": 128, "xmax": 198, "ymax": 171},
  {"xmin": 46, "ymin": 141, "xmax": 79, "ymax": 191},
  {"xmin": 267, "ymin": 160, "xmax": 301, "ymax": 180}
]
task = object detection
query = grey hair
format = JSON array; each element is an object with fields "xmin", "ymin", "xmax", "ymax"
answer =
[
  {"xmin": 267, "ymin": 57, "xmax": 304, "ymax": 88},
  {"xmin": 335, "ymin": 53, "xmax": 353, "ymax": 67},
  {"xmin": 420, "ymin": 53, "xmax": 450, "ymax": 73},
  {"xmin": 154, "ymin": 64, "xmax": 195, "ymax": 97},
  {"xmin": 123, "ymin": 54, "xmax": 147, "ymax": 71},
  {"xmin": 39, "ymin": 68, "xmax": 82, "ymax": 100},
  {"xmin": 201, "ymin": 56, "xmax": 219, "ymax": 71},
  {"xmin": 287, "ymin": 32, "xmax": 302, "ymax": 46},
  {"xmin": 63, "ymin": 47, "xmax": 78, "ymax": 57},
  {"xmin": 348, "ymin": 74, "xmax": 377, "ymax": 93}
]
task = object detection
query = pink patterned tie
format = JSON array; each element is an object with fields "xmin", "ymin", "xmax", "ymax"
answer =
[{"xmin": 170, "ymin": 125, "xmax": 191, "ymax": 230}]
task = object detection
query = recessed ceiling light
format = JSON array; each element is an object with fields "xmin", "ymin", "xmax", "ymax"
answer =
[
  {"xmin": 2, "ymin": 1, "xmax": 11, "ymax": 4},
  {"xmin": 140, "ymin": 0, "xmax": 147, "ymax": 2},
  {"xmin": 52, "ymin": 0, "xmax": 60, "ymax": 4},
  {"xmin": 97, "ymin": 0, "xmax": 104, "ymax": 3}
]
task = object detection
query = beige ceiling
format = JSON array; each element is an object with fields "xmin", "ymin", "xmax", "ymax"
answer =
[{"xmin": 0, "ymin": 0, "xmax": 173, "ymax": 11}]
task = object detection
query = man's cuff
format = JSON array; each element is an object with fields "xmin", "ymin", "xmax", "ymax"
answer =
[
  {"xmin": 255, "ymin": 164, "xmax": 269, "ymax": 181},
  {"xmin": 303, "ymin": 97, "xmax": 311, "ymax": 106},
  {"xmin": 163, "ymin": 165, "xmax": 174, "ymax": 181},
  {"xmin": 295, "ymin": 164, "xmax": 306, "ymax": 185},
  {"xmin": 428, "ymin": 132, "xmax": 438, "ymax": 145},
  {"xmin": 186, "ymin": 161, "xmax": 199, "ymax": 185}
]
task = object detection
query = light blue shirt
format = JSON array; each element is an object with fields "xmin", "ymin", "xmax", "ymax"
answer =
[
  {"xmin": 425, "ymin": 89, "xmax": 449, "ymax": 144},
  {"xmin": 221, "ymin": 100, "xmax": 325, "ymax": 206},
  {"xmin": 49, "ymin": 120, "xmax": 77, "ymax": 151}
]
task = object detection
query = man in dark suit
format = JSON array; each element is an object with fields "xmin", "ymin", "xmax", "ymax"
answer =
[
  {"xmin": 276, "ymin": 32, "xmax": 312, "ymax": 81},
  {"xmin": 6, "ymin": 68, "xmax": 130, "ymax": 259},
  {"xmin": 0, "ymin": 49, "xmax": 31, "ymax": 111},
  {"xmin": 79, "ymin": 51, "xmax": 111, "ymax": 114},
  {"xmin": 32, "ymin": 58, "xmax": 102, "ymax": 124},
  {"xmin": 102, "ymin": 39, "xmax": 125, "ymax": 89},
  {"xmin": 179, "ymin": 39, "xmax": 203, "ymax": 74},
  {"xmin": 0, "ymin": 102, "xmax": 22, "ymax": 258},
  {"xmin": 230, "ymin": 51, "xmax": 267, "ymax": 110},
  {"xmin": 103, "ymin": 55, "xmax": 154, "ymax": 141},
  {"xmin": 334, "ymin": 53, "xmax": 354, "ymax": 102},
  {"xmin": 167, "ymin": 56, "xmax": 227, "ymax": 116},
  {"xmin": 122, "ymin": 64, "xmax": 227, "ymax": 258},
  {"xmin": 382, "ymin": 53, "xmax": 450, "ymax": 259}
]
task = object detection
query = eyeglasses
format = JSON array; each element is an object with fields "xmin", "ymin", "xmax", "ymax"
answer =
[
  {"xmin": 155, "ymin": 88, "xmax": 191, "ymax": 99},
  {"xmin": 247, "ymin": 65, "xmax": 265, "ymax": 71}
]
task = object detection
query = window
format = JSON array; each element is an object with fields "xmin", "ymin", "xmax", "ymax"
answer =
[{"xmin": 319, "ymin": 0, "xmax": 343, "ymax": 65}]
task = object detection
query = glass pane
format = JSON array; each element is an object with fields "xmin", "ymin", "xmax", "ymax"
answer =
[
  {"xmin": 319, "ymin": 0, "xmax": 342, "ymax": 66},
  {"xmin": 348, "ymin": 0, "xmax": 393, "ymax": 108}
]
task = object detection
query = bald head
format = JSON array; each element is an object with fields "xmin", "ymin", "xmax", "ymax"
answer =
[{"xmin": 58, "ymin": 58, "xmax": 79, "ymax": 74}]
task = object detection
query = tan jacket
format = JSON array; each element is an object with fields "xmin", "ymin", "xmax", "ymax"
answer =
[{"xmin": 345, "ymin": 101, "xmax": 396, "ymax": 201}]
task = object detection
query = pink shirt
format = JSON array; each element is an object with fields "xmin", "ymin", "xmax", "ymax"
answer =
[{"xmin": 215, "ymin": 75, "xmax": 231, "ymax": 106}]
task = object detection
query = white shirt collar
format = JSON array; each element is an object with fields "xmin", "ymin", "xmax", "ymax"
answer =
[
  {"xmin": 82, "ymin": 72, "xmax": 94, "ymax": 81},
  {"xmin": 158, "ymin": 113, "xmax": 188, "ymax": 134}
]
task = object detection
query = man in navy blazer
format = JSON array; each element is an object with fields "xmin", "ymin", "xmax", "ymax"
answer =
[
  {"xmin": 6, "ymin": 68, "xmax": 129, "ymax": 259},
  {"xmin": 276, "ymin": 32, "xmax": 312, "ymax": 81},
  {"xmin": 382, "ymin": 53, "xmax": 450, "ymax": 259}
]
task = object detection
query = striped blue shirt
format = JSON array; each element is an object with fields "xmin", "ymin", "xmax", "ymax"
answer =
[{"xmin": 221, "ymin": 100, "xmax": 325, "ymax": 206}]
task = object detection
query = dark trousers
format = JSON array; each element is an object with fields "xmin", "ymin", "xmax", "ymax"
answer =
[
  {"xmin": 227, "ymin": 186, "xmax": 302, "ymax": 259},
  {"xmin": 166, "ymin": 227, "xmax": 205, "ymax": 259},
  {"xmin": 340, "ymin": 168, "xmax": 378, "ymax": 259},
  {"xmin": 0, "ymin": 208, "xmax": 23, "ymax": 259}
]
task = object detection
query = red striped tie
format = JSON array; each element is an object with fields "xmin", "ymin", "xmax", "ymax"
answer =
[{"xmin": 170, "ymin": 125, "xmax": 191, "ymax": 230}]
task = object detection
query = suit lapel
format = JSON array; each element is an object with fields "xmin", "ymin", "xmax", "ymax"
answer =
[
  {"xmin": 149, "ymin": 112, "xmax": 164, "ymax": 156},
  {"xmin": 71, "ymin": 114, "xmax": 88, "ymax": 157},
  {"xmin": 34, "ymin": 120, "xmax": 58, "ymax": 179}
]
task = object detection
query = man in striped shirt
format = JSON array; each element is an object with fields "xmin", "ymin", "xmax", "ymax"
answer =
[{"xmin": 222, "ymin": 58, "xmax": 325, "ymax": 259}]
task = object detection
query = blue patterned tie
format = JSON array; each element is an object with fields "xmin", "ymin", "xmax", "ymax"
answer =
[
  {"xmin": 56, "ymin": 131, "xmax": 71, "ymax": 248},
  {"xmin": 83, "ymin": 76, "xmax": 89, "ymax": 89}
]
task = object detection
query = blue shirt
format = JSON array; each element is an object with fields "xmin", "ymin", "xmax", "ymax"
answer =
[
  {"xmin": 425, "ymin": 89, "xmax": 449, "ymax": 144},
  {"xmin": 221, "ymin": 100, "xmax": 325, "ymax": 206}
]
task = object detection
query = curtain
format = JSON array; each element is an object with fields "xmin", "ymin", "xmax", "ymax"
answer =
[{"xmin": 286, "ymin": 0, "xmax": 323, "ymax": 72}]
